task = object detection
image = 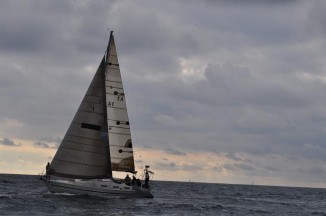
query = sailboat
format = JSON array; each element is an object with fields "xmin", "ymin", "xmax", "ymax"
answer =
[{"xmin": 43, "ymin": 31, "xmax": 154, "ymax": 198}]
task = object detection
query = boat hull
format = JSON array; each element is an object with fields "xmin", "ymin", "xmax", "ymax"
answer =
[{"xmin": 43, "ymin": 179, "xmax": 153, "ymax": 198}]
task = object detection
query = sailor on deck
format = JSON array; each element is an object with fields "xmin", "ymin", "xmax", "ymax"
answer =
[
  {"xmin": 143, "ymin": 165, "xmax": 154, "ymax": 188},
  {"xmin": 45, "ymin": 162, "xmax": 51, "ymax": 180},
  {"xmin": 124, "ymin": 174, "xmax": 131, "ymax": 186}
]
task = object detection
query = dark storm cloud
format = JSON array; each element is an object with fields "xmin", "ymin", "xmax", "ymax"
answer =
[{"xmin": 0, "ymin": 138, "xmax": 21, "ymax": 147}]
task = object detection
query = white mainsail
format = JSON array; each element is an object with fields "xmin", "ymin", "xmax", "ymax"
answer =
[
  {"xmin": 50, "ymin": 57, "xmax": 111, "ymax": 179},
  {"xmin": 50, "ymin": 32, "xmax": 135, "ymax": 178}
]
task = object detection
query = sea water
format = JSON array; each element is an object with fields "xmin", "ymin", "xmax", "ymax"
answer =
[{"xmin": 0, "ymin": 174, "xmax": 326, "ymax": 215}]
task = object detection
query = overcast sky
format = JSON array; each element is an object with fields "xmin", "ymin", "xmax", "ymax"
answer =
[{"xmin": 1, "ymin": 0, "xmax": 326, "ymax": 187}]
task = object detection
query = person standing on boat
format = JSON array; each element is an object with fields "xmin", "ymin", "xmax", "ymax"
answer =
[
  {"xmin": 145, "ymin": 171, "xmax": 149, "ymax": 184},
  {"xmin": 124, "ymin": 174, "xmax": 131, "ymax": 185},
  {"xmin": 45, "ymin": 162, "xmax": 51, "ymax": 180},
  {"xmin": 132, "ymin": 175, "xmax": 136, "ymax": 185}
]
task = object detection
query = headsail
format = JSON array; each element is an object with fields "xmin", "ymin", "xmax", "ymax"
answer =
[
  {"xmin": 105, "ymin": 33, "xmax": 135, "ymax": 173},
  {"xmin": 50, "ymin": 57, "xmax": 112, "ymax": 179}
]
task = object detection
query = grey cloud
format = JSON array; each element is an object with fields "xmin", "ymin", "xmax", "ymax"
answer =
[
  {"xmin": 0, "ymin": 138, "xmax": 21, "ymax": 147},
  {"xmin": 224, "ymin": 152, "xmax": 242, "ymax": 162},
  {"xmin": 211, "ymin": 166, "xmax": 223, "ymax": 172},
  {"xmin": 156, "ymin": 162, "xmax": 178, "ymax": 171},
  {"xmin": 1, "ymin": 0, "xmax": 326, "ymax": 186},
  {"xmin": 234, "ymin": 163, "xmax": 255, "ymax": 171},
  {"xmin": 165, "ymin": 148, "xmax": 186, "ymax": 156},
  {"xmin": 262, "ymin": 166, "xmax": 281, "ymax": 172},
  {"xmin": 223, "ymin": 164, "xmax": 236, "ymax": 171},
  {"xmin": 39, "ymin": 137, "xmax": 62, "ymax": 144},
  {"xmin": 33, "ymin": 137, "xmax": 61, "ymax": 149},
  {"xmin": 204, "ymin": 0, "xmax": 298, "ymax": 5},
  {"xmin": 223, "ymin": 163, "xmax": 254, "ymax": 171},
  {"xmin": 34, "ymin": 142, "xmax": 51, "ymax": 149},
  {"xmin": 180, "ymin": 163, "xmax": 201, "ymax": 171}
]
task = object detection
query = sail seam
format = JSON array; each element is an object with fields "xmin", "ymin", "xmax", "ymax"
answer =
[
  {"xmin": 53, "ymin": 158, "xmax": 106, "ymax": 168},
  {"xmin": 109, "ymin": 144, "xmax": 133, "ymax": 147},
  {"xmin": 106, "ymin": 93, "xmax": 125, "ymax": 96},
  {"xmin": 107, "ymin": 118, "xmax": 129, "ymax": 122},
  {"xmin": 106, "ymin": 67, "xmax": 119, "ymax": 71},
  {"xmin": 78, "ymin": 110, "xmax": 104, "ymax": 115},
  {"xmin": 63, "ymin": 141, "xmax": 106, "ymax": 149},
  {"xmin": 106, "ymin": 86, "xmax": 123, "ymax": 89},
  {"xmin": 84, "ymin": 95, "xmax": 103, "ymax": 99},
  {"xmin": 66, "ymin": 134, "xmax": 105, "ymax": 142},
  {"xmin": 106, "ymin": 79, "xmax": 122, "ymax": 83},
  {"xmin": 111, "ymin": 156, "xmax": 133, "ymax": 159},
  {"xmin": 109, "ymin": 126, "xmax": 130, "ymax": 129},
  {"xmin": 60, "ymin": 146, "xmax": 107, "ymax": 155},
  {"xmin": 80, "ymin": 101, "xmax": 102, "ymax": 105},
  {"xmin": 108, "ymin": 131, "xmax": 131, "ymax": 136},
  {"xmin": 106, "ymin": 106, "xmax": 127, "ymax": 110}
]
